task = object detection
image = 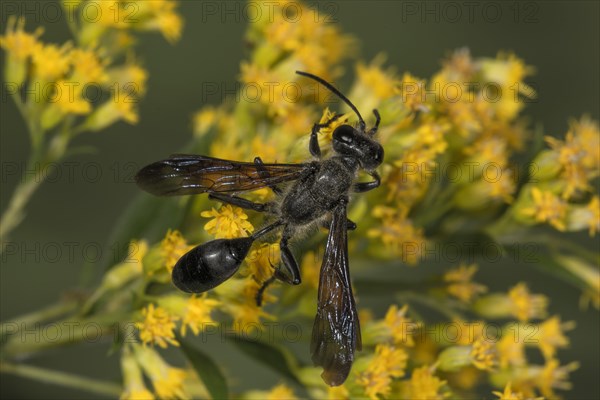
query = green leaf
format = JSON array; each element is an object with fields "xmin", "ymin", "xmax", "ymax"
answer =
[
  {"xmin": 229, "ymin": 335, "xmax": 301, "ymax": 384},
  {"xmin": 179, "ymin": 338, "xmax": 229, "ymax": 400}
]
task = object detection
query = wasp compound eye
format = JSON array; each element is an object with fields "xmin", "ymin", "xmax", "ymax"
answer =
[{"xmin": 172, "ymin": 237, "xmax": 254, "ymax": 293}]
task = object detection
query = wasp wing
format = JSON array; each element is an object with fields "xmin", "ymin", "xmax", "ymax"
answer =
[
  {"xmin": 135, "ymin": 154, "xmax": 308, "ymax": 196},
  {"xmin": 310, "ymin": 200, "xmax": 362, "ymax": 387}
]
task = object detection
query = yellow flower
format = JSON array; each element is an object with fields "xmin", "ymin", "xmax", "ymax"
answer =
[
  {"xmin": 160, "ymin": 229, "xmax": 193, "ymax": 273},
  {"xmin": 227, "ymin": 302, "xmax": 273, "ymax": 331},
  {"xmin": 266, "ymin": 383, "xmax": 298, "ymax": 400},
  {"xmin": 398, "ymin": 365, "xmax": 448, "ymax": 400},
  {"xmin": 492, "ymin": 381, "xmax": 541, "ymax": 400},
  {"xmin": 508, "ymin": 283, "xmax": 549, "ymax": 322},
  {"xmin": 85, "ymin": 94, "xmax": 139, "ymax": 131},
  {"xmin": 356, "ymin": 344, "xmax": 408, "ymax": 400},
  {"xmin": 261, "ymin": 2, "xmax": 354, "ymax": 77},
  {"xmin": 497, "ymin": 332, "xmax": 526, "ymax": 369},
  {"xmin": 470, "ymin": 336, "xmax": 498, "ymax": 371},
  {"xmin": 367, "ymin": 206, "xmax": 426, "ymax": 265},
  {"xmin": 201, "ymin": 204, "xmax": 255, "ymax": 239},
  {"xmin": 108, "ymin": 61, "xmax": 149, "ymax": 96},
  {"xmin": 52, "ymin": 80, "xmax": 92, "ymax": 114},
  {"xmin": 546, "ymin": 117, "xmax": 599, "ymax": 199},
  {"xmin": 31, "ymin": 42, "xmax": 72, "ymax": 81},
  {"xmin": 133, "ymin": 344, "xmax": 187, "ymax": 400},
  {"xmin": 41, "ymin": 80, "xmax": 91, "ymax": 129},
  {"xmin": 354, "ymin": 56, "xmax": 397, "ymax": 102},
  {"xmin": 520, "ymin": 188, "xmax": 568, "ymax": 231},
  {"xmin": 244, "ymin": 242, "xmax": 280, "ymax": 283},
  {"xmin": 444, "ymin": 264, "xmax": 488, "ymax": 303},
  {"xmin": 474, "ymin": 284, "xmax": 548, "ymax": 322},
  {"xmin": 397, "ymin": 72, "xmax": 429, "ymax": 113},
  {"xmin": 384, "ymin": 304, "xmax": 416, "ymax": 346},
  {"xmin": 327, "ymin": 384, "xmax": 349, "ymax": 400},
  {"xmin": 0, "ymin": 17, "xmax": 43, "ymax": 84},
  {"xmin": 180, "ymin": 295, "xmax": 220, "ymax": 336},
  {"xmin": 145, "ymin": 0, "xmax": 184, "ymax": 43},
  {"xmin": 70, "ymin": 48, "xmax": 109, "ymax": 84},
  {"xmin": 0, "ymin": 17, "xmax": 42, "ymax": 61},
  {"xmin": 536, "ymin": 358, "xmax": 579, "ymax": 399},
  {"xmin": 193, "ymin": 106, "xmax": 220, "ymax": 136},
  {"xmin": 533, "ymin": 316, "xmax": 575, "ymax": 361},
  {"xmin": 120, "ymin": 347, "xmax": 155, "ymax": 400},
  {"xmin": 136, "ymin": 304, "xmax": 180, "ymax": 348},
  {"xmin": 245, "ymin": 383, "xmax": 298, "ymax": 400}
]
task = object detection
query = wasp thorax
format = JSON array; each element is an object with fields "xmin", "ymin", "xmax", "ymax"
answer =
[{"xmin": 171, "ymin": 237, "xmax": 254, "ymax": 293}]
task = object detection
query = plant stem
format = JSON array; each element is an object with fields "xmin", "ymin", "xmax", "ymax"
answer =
[
  {"xmin": 0, "ymin": 301, "xmax": 78, "ymax": 338},
  {"xmin": 0, "ymin": 176, "xmax": 43, "ymax": 246},
  {"xmin": 0, "ymin": 362, "xmax": 122, "ymax": 397}
]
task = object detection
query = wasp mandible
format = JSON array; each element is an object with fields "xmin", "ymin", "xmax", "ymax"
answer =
[{"xmin": 135, "ymin": 71, "xmax": 384, "ymax": 386}]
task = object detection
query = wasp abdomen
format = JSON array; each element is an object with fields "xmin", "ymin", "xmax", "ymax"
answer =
[{"xmin": 171, "ymin": 237, "xmax": 254, "ymax": 293}]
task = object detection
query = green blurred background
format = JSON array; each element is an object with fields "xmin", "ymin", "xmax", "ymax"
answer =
[{"xmin": 1, "ymin": 1, "xmax": 598, "ymax": 398}]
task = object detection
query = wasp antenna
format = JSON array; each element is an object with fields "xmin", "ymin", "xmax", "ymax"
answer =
[{"xmin": 296, "ymin": 71, "xmax": 365, "ymax": 128}]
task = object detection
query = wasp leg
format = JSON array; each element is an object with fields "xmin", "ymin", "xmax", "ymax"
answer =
[
  {"xmin": 310, "ymin": 113, "xmax": 344, "ymax": 158},
  {"xmin": 320, "ymin": 218, "xmax": 357, "ymax": 230},
  {"xmin": 275, "ymin": 227, "xmax": 301, "ymax": 285},
  {"xmin": 255, "ymin": 275, "xmax": 276, "ymax": 307},
  {"xmin": 208, "ymin": 193, "xmax": 275, "ymax": 213},
  {"xmin": 368, "ymin": 109, "xmax": 381, "ymax": 136},
  {"xmin": 353, "ymin": 170, "xmax": 381, "ymax": 193},
  {"xmin": 254, "ymin": 157, "xmax": 284, "ymax": 196}
]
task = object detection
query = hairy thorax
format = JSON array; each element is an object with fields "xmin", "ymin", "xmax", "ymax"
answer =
[{"xmin": 280, "ymin": 157, "xmax": 357, "ymax": 226}]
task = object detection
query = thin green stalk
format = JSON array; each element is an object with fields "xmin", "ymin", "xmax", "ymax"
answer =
[
  {"xmin": 0, "ymin": 362, "xmax": 122, "ymax": 397},
  {"xmin": 0, "ymin": 300, "xmax": 78, "ymax": 338}
]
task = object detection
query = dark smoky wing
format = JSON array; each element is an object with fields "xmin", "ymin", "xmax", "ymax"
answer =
[
  {"xmin": 135, "ymin": 154, "xmax": 308, "ymax": 196},
  {"xmin": 310, "ymin": 201, "xmax": 361, "ymax": 387}
]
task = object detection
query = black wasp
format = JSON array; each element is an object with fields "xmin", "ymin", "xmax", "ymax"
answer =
[{"xmin": 135, "ymin": 71, "xmax": 384, "ymax": 386}]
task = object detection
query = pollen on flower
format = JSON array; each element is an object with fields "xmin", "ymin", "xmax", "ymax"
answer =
[
  {"xmin": 356, "ymin": 344, "xmax": 407, "ymax": 400},
  {"xmin": 508, "ymin": 282, "xmax": 548, "ymax": 322},
  {"xmin": 444, "ymin": 264, "xmax": 488, "ymax": 303},
  {"xmin": 136, "ymin": 304, "xmax": 180, "ymax": 348},
  {"xmin": 520, "ymin": 188, "xmax": 568, "ymax": 231},
  {"xmin": 181, "ymin": 295, "xmax": 220, "ymax": 337},
  {"xmin": 160, "ymin": 229, "xmax": 193, "ymax": 273},
  {"xmin": 201, "ymin": 204, "xmax": 255, "ymax": 239}
]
